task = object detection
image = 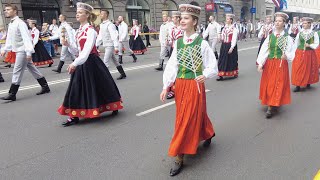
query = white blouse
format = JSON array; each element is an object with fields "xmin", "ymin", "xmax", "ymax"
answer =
[
  {"xmin": 68, "ymin": 23, "xmax": 97, "ymax": 67},
  {"xmin": 31, "ymin": 27, "xmax": 39, "ymax": 45},
  {"xmin": 293, "ymin": 29, "xmax": 319, "ymax": 50},
  {"xmin": 256, "ymin": 31, "xmax": 295, "ymax": 66},
  {"xmin": 162, "ymin": 33, "xmax": 218, "ymax": 90}
]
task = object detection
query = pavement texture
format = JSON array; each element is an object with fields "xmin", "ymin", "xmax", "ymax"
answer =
[{"xmin": 0, "ymin": 39, "xmax": 319, "ymax": 180}]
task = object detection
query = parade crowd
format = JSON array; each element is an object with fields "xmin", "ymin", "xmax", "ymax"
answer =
[{"xmin": 0, "ymin": 2, "xmax": 319, "ymax": 177}]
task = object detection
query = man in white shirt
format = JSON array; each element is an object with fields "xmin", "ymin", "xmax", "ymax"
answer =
[
  {"xmin": 203, "ymin": 15, "xmax": 221, "ymax": 59},
  {"xmin": 0, "ymin": 4, "xmax": 50, "ymax": 101},
  {"xmin": 117, "ymin": 16, "xmax": 137, "ymax": 64},
  {"xmin": 50, "ymin": 14, "xmax": 76, "ymax": 73},
  {"xmin": 155, "ymin": 14, "xmax": 170, "ymax": 71},
  {"xmin": 96, "ymin": 9, "xmax": 126, "ymax": 80},
  {"xmin": 49, "ymin": 18, "xmax": 59, "ymax": 56},
  {"xmin": 246, "ymin": 20, "xmax": 253, "ymax": 39}
]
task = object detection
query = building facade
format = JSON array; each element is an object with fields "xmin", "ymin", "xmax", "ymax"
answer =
[
  {"xmin": 1, "ymin": 0, "xmax": 318, "ymax": 30},
  {"xmin": 0, "ymin": 0, "xmax": 257, "ymax": 30}
]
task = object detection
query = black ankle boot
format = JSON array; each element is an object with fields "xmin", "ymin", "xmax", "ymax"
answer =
[
  {"xmin": 266, "ymin": 106, "xmax": 273, "ymax": 119},
  {"xmin": 4, "ymin": 64, "xmax": 11, "ymax": 68},
  {"xmin": 116, "ymin": 66, "xmax": 126, "ymax": 80},
  {"xmin": 36, "ymin": 77, "xmax": 50, "ymax": 95},
  {"xmin": 0, "ymin": 72, "xmax": 4, "ymax": 83},
  {"xmin": 118, "ymin": 55, "xmax": 123, "ymax": 64},
  {"xmin": 62, "ymin": 117, "xmax": 80, "ymax": 127},
  {"xmin": 52, "ymin": 61, "xmax": 64, "ymax": 73},
  {"xmin": 2, "ymin": 84, "xmax": 19, "ymax": 101},
  {"xmin": 293, "ymin": 86, "xmax": 301, "ymax": 92},
  {"xmin": 131, "ymin": 53, "xmax": 137, "ymax": 62},
  {"xmin": 203, "ymin": 133, "xmax": 215, "ymax": 147},
  {"xmin": 216, "ymin": 76, "xmax": 223, "ymax": 81},
  {"xmin": 155, "ymin": 59, "xmax": 164, "ymax": 71}
]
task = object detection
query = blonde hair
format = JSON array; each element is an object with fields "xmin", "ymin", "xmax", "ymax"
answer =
[{"xmin": 86, "ymin": 11, "xmax": 97, "ymax": 24}]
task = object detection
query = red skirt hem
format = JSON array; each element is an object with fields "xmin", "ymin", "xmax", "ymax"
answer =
[
  {"xmin": 58, "ymin": 101, "xmax": 123, "ymax": 118},
  {"xmin": 33, "ymin": 59, "xmax": 54, "ymax": 66}
]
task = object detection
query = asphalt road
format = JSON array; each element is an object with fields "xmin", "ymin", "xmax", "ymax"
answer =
[{"xmin": 0, "ymin": 39, "xmax": 319, "ymax": 180}]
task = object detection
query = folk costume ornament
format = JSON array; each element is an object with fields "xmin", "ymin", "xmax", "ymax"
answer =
[
  {"xmin": 178, "ymin": 4, "xmax": 201, "ymax": 17},
  {"xmin": 274, "ymin": 12, "xmax": 289, "ymax": 67}
]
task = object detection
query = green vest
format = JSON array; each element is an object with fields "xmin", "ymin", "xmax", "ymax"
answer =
[
  {"xmin": 268, "ymin": 33, "xmax": 288, "ymax": 59},
  {"xmin": 177, "ymin": 36, "xmax": 203, "ymax": 79},
  {"xmin": 318, "ymin": 31, "xmax": 320, "ymax": 41},
  {"xmin": 298, "ymin": 32, "xmax": 314, "ymax": 50}
]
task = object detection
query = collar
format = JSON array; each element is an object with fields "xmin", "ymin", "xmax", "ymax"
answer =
[
  {"xmin": 302, "ymin": 28, "xmax": 313, "ymax": 33},
  {"xmin": 32, "ymin": 27, "xmax": 37, "ymax": 31},
  {"xmin": 10, "ymin": 16, "xmax": 19, "ymax": 23},
  {"xmin": 183, "ymin": 33, "xmax": 198, "ymax": 44},
  {"xmin": 102, "ymin": 19, "xmax": 110, "ymax": 24},
  {"xmin": 79, "ymin": 23, "xmax": 90, "ymax": 31},
  {"xmin": 273, "ymin": 30, "xmax": 285, "ymax": 36}
]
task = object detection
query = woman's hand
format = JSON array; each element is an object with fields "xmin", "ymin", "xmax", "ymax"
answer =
[
  {"xmin": 160, "ymin": 89, "xmax": 167, "ymax": 103},
  {"xmin": 61, "ymin": 38, "xmax": 69, "ymax": 46},
  {"xmin": 257, "ymin": 65, "xmax": 263, "ymax": 73},
  {"xmin": 195, "ymin": 75, "xmax": 206, "ymax": 83},
  {"xmin": 281, "ymin": 54, "xmax": 288, "ymax": 60},
  {"xmin": 228, "ymin": 47, "xmax": 234, "ymax": 54},
  {"xmin": 67, "ymin": 64, "xmax": 76, "ymax": 74}
]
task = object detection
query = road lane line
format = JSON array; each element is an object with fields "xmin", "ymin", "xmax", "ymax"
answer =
[
  {"xmin": 0, "ymin": 46, "xmax": 258, "ymax": 75},
  {"xmin": 136, "ymin": 89, "xmax": 211, "ymax": 117},
  {"xmin": 0, "ymin": 63, "xmax": 158, "ymax": 95}
]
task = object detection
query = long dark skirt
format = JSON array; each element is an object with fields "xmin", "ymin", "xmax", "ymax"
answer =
[
  {"xmin": 218, "ymin": 42, "xmax": 238, "ymax": 77},
  {"xmin": 32, "ymin": 40, "xmax": 54, "ymax": 66},
  {"xmin": 129, "ymin": 35, "xmax": 147, "ymax": 54},
  {"xmin": 58, "ymin": 54, "xmax": 123, "ymax": 118}
]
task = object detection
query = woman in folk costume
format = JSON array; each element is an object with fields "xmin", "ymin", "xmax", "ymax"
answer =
[
  {"xmin": 58, "ymin": 2, "xmax": 123, "ymax": 127},
  {"xmin": 166, "ymin": 11, "xmax": 183, "ymax": 100},
  {"xmin": 29, "ymin": 20, "xmax": 54, "ymax": 67},
  {"xmin": 291, "ymin": 17, "xmax": 319, "ymax": 92},
  {"xmin": 289, "ymin": 16, "xmax": 301, "ymax": 38},
  {"xmin": 217, "ymin": 14, "xmax": 239, "ymax": 81},
  {"xmin": 257, "ymin": 15, "xmax": 273, "ymax": 56},
  {"xmin": 129, "ymin": 19, "xmax": 147, "ymax": 55},
  {"xmin": 160, "ymin": 4, "xmax": 218, "ymax": 176},
  {"xmin": 257, "ymin": 12, "xmax": 295, "ymax": 119},
  {"xmin": 315, "ymin": 30, "xmax": 320, "ymax": 70}
]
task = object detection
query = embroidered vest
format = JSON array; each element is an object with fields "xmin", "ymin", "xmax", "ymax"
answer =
[
  {"xmin": 268, "ymin": 33, "xmax": 288, "ymax": 59},
  {"xmin": 298, "ymin": 32, "xmax": 314, "ymax": 50},
  {"xmin": 177, "ymin": 36, "xmax": 203, "ymax": 79},
  {"xmin": 77, "ymin": 26, "xmax": 98, "ymax": 55}
]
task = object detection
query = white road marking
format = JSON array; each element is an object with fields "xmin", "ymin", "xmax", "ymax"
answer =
[
  {"xmin": 0, "ymin": 45, "xmax": 259, "ymax": 94},
  {"xmin": 136, "ymin": 89, "xmax": 211, "ymax": 117},
  {"xmin": 0, "ymin": 63, "xmax": 158, "ymax": 95}
]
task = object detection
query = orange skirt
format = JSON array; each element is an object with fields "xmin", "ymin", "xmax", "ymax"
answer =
[
  {"xmin": 259, "ymin": 58, "xmax": 291, "ymax": 107},
  {"xmin": 292, "ymin": 49, "xmax": 319, "ymax": 86},
  {"xmin": 316, "ymin": 47, "xmax": 320, "ymax": 68},
  {"xmin": 168, "ymin": 78, "xmax": 214, "ymax": 157},
  {"xmin": 4, "ymin": 51, "xmax": 16, "ymax": 64}
]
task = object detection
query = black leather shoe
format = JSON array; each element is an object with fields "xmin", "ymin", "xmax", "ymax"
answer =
[
  {"xmin": 216, "ymin": 76, "xmax": 223, "ymax": 81},
  {"xmin": 52, "ymin": 69, "xmax": 61, "ymax": 73},
  {"xmin": 48, "ymin": 63, "xmax": 53, "ymax": 67},
  {"xmin": 62, "ymin": 118, "xmax": 79, "ymax": 127},
  {"xmin": 36, "ymin": 86, "xmax": 50, "ymax": 95},
  {"xmin": 155, "ymin": 66, "xmax": 163, "ymax": 71},
  {"xmin": 1, "ymin": 93, "xmax": 16, "ymax": 101},
  {"xmin": 203, "ymin": 133, "xmax": 215, "ymax": 147},
  {"xmin": 169, "ymin": 161, "xmax": 183, "ymax": 176},
  {"xmin": 293, "ymin": 86, "xmax": 301, "ymax": 92},
  {"xmin": 266, "ymin": 108, "xmax": 273, "ymax": 119},
  {"xmin": 306, "ymin": 84, "xmax": 311, "ymax": 89},
  {"xmin": 112, "ymin": 110, "xmax": 118, "ymax": 116}
]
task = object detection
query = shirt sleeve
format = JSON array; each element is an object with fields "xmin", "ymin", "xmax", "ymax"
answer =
[
  {"xmin": 71, "ymin": 28, "xmax": 96, "ymax": 67},
  {"xmin": 201, "ymin": 40, "xmax": 218, "ymax": 78},
  {"xmin": 231, "ymin": 28, "xmax": 238, "ymax": 48},
  {"xmin": 109, "ymin": 23, "xmax": 119, "ymax": 48},
  {"xmin": 163, "ymin": 40, "xmax": 178, "ymax": 90},
  {"xmin": 50, "ymin": 26, "xmax": 61, "ymax": 40},
  {"xmin": 120, "ymin": 24, "xmax": 128, "ymax": 41},
  {"xmin": 258, "ymin": 27, "xmax": 264, "ymax": 39},
  {"xmin": 33, "ymin": 29, "xmax": 39, "ymax": 45},
  {"xmin": 202, "ymin": 25, "xmax": 209, "ymax": 39},
  {"xmin": 285, "ymin": 36, "xmax": 296, "ymax": 62},
  {"xmin": 19, "ymin": 22, "xmax": 35, "ymax": 56},
  {"xmin": 256, "ymin": 35, "xmax": 270, "ymax": 66},
  {"xmin": 309, "ymin": 32, "xmax": 319, "ymax": 49},
  {"xmin": 95, "ymin": 27, "xmax": 103, "ymax": 47},
  {"xmin": 134, "ymin": 26, "xmax": 139, "ymax": 39},
  {"xmin": 1, "ymin": 29, "xmax": 11, "ymax": 53}
]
